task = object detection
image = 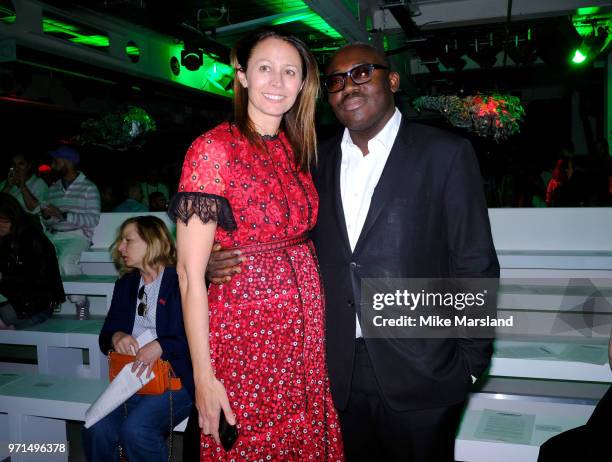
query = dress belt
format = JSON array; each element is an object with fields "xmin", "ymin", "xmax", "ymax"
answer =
[{"xmin": 233, "ymin": 233, "xmax": 309, "ymax": 256}]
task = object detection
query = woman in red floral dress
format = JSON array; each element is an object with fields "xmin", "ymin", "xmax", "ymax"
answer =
[{"xmin": 170, "ymin": 29, "xmax": 344, "ymax": 461}]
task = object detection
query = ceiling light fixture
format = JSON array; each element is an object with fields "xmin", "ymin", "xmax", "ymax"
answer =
[{"xmin": 181, "ymin": 46, "xmax": 204, "ymax": 71}]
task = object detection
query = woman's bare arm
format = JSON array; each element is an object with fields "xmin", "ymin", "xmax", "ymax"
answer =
[{"xmin": 176, "ymin": 218, "xmax": 235, "ymax": 444}]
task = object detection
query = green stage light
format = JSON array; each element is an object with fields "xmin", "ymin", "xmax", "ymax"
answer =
[
  {"xmin": 168, "ymin": 43, "xmax": 234, "ymax": 97},
  {"xmin": 577, "ymin": 7, "xmax": 600, "ymax": 16},
  {"xmin": 0, "ymin": 3, "xmax": 16, "ymax": 24},
  {"xmin": 571, "ymin": 49, "xmax": 587, "ymax": 64},
  {"xmin": 69, "ymin": 35, "xmax": 109, "ymax": 47},
  {"xmin": 126, "ymin": 45, "xmax": 139, "ymax": 57},
  {"xmin": 266, "ymin": 0, "xmax": 342, "ymax": 39},
  {"xmin": 570, "ymin": 28, "xmax": 610, "ymax": 66},
  {"xmin": 0, "ymin": 14, "xmax": 15, "ymax": 24}
]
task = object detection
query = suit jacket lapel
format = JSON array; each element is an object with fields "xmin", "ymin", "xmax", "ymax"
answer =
[
  {"xmin": 353, "ymin": 120, "xmax": 413, "ymax": 255},
  {"xmin": 127, "ymin": 272, "xmax": 139, "ymax": 331},
  {"xmin": 154, "ymin": 268, "xmax": 171, "ymax": 329},
  {"xmin": 331, "ymin": 140, "xmax": 352, "ymax": 255}
]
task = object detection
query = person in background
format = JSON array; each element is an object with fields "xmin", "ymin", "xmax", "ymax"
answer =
[
  {"xmin": 140, "ymin": 166, "xmax": 169, "ymax": 208},
  {"xmin": 590, "ymin": 138, "xmax": 612, "ymax": 205},
  {"xmin": 83, "ymin": 215, "xmax": 193, "ymax": 462},
  {"xmin": 537, "ymin": 332, "xmax": 612, "ymax": 461},
  {"xmin": 1, "ymin": 151, "xmax": 48, "ymax": 213},
  {"xmin": 42, "ymin": 145, "xmax": 100, "ymax": 319},
  {"xmin": 147, "ymin": 191, "xmax": 168, "ymax": 212},
  {"xmin": 99, "ymin": 183, "xmax": 118, "ymax": 212},
  {"xmin": 0, "ymin": 193, "xmax": 65, "ymax": 329},
  {"xmin": 113, "ymin": 181, "xmax": 148, "ymax": 213},
  {"xmin": 545, "ymin": 157, "xmax": 573, "ymax": 206}
]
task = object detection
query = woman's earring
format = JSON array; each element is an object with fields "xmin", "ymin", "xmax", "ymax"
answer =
[{"xmin": 237, "ymin": 67, "xmax": 248, "ymax": 88}]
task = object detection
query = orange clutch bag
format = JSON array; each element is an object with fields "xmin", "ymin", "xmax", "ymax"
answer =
[{"xmin": 108, "ymin": 351, "xmax": 182, "ymax": 395}]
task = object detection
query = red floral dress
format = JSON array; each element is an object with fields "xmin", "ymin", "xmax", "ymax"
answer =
[{"xmin": 170, "ymin": 122, "xmax": 344, "ymax": 461}]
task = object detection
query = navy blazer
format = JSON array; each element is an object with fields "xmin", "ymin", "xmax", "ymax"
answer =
[
  {"xmin": 312, "ymin": 120, "xmax": 499, "ymax": 412},
  {"xmin": 99, "ymin": 266, "xmax": 195, "ymax": 399}
]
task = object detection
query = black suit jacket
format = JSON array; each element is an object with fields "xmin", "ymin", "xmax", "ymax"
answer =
[
  {"xmin": 99, "ymin": 266, "xmax": 195, "ymax": 399},
  {"xmin": 312, "ymin": 119, "xmax": 499, "ymax": 412}
]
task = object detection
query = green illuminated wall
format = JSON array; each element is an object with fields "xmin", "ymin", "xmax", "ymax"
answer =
[
  {"xmin": 268, "ymin": 0, "xmax": 342, "ymax": 39},
  {"xmin": 39, "ymin": 13, "xmax": 234, "ymax": 97},
  {"xmin": 168, "ymin": 44, "xmax": 234, "ymax": 97}
]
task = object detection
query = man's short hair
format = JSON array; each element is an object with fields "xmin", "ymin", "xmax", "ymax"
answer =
[{"xmin": 326, "ymin": 42, "xmax": 391, "ymax": 71}]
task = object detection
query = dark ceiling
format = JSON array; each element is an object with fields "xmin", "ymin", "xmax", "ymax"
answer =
[{"xmin": 50, "ymin": 0, "xmax": 349, "ymax": 64}]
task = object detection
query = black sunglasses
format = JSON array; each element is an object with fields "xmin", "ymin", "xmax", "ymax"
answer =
[
  {"xmin": 137, "ymin": 285, "xmax": 148, "ymax": 317},
  {"xmin": 323, "ymin": 63, "xmax": 389, "ymax": 93}
]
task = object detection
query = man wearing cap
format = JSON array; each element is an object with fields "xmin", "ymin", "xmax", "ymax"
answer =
[{"xmin": 42, "ymin": 145, "xmax": 100, "ymax": 319}]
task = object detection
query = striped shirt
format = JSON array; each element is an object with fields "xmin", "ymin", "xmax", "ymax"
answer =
[
  {"xmin": 131, "ymin": 268, "xmax": 164, "ymax": 340},
  {"xmin": 0, "ymin": 174, "xmax": 48, "ymax": 211},
  {"xmin": 43, "ymin": 172, "xmax": 101, "ymax": 240}
]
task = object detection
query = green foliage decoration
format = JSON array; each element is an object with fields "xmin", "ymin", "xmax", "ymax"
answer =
[{"xmin": 413, "ymin": 94, "xmax": 525, "ymax": 142}]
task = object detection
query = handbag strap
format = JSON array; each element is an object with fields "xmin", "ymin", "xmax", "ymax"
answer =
[{"xmin": 167, "ymin": 363, "xmax": 182, "ymax": 391}]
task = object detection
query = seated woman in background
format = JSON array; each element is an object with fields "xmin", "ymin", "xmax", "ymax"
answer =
[
  {"xmin": 0, "ymin": 193, "xmax": 64, "ymax": 329},
  {"xmin": 82, "ymin": 216, "xmax": 193, "ymax": 462}
]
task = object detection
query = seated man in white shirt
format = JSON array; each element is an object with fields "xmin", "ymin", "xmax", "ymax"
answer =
[{"xmin": 42, "ymin": 146, "xmax": 101, "ymax": 319}]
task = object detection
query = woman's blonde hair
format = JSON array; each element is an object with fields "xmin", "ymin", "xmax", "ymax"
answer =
[
  {"xmin": 231, "ymin": 28, "xmax": 320, "ymax": 172},
  {"xmin": 111, "ymin": 216, "xmax": 176, "ymax": 274}
]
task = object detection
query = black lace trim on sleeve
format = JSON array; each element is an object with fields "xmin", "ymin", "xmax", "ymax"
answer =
[{"xmin": 168, "ymin": 192, "xmax": 237, "ymax": 231}]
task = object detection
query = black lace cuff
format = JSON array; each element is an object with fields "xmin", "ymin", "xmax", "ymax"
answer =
[{"xmin": 168, "ymin": 192, "xmax": 237, "ymax": 231}]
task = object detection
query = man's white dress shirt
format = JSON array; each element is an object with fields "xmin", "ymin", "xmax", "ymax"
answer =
[{"xmin": 339, "ymin": 108, "xmax": 402, "ymax": 338}]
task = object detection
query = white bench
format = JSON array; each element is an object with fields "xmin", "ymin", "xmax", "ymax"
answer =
[
  {"xmin": 490, "ymin": 207, "xmax": 612, "ymax": 280},
  {"xmin": 0, "ymin": 317, "xmax": 108, "ymax": 379},
  {"xmin": 0, "ymin": 373, "xmax": 186, "ymax": 462},
  {"xmin": 489, "ymin": 338, "xmax": 612, "ymax": 382},
  {"xmin": 0, "ymin": 372, "xmax": 598, "ymax": 462},
  {"xmin": 472, "ymin": 209, "xmax": 612, "ymax": 460},
  {"xmin": 77, "ymin": 209, "xmax": 612, "ymax": 277},
  {"xmin": 4, "ymin": 315, "xmax": 608, "ymax": 383},
  {"xmin": 487, "ymin": 209, "xmax": 612, "ymax": 361},
  {"xmin": 62, "ymin": 275, "xmax": 117, "ymax": 311},
  {"xmin": 456, "ymin": 392, "xmax": 597, "ymax": 462}
]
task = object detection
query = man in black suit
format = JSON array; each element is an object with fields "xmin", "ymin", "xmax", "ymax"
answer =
[
  {"xmin": 312, "ymin": 43, "xmax": 499, "ymax": 462},
  {"xmin": 206, "ymin": 43, "xmax": 499, "ymax": 462}
]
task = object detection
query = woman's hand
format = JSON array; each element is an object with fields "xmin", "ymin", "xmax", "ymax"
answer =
[
  {"xmin": 132, "ymin": 340, "xmax": 163, "ymax": 377},
  {"xmin": 196, "ymin": 375, "xmax": 236, "ymax": 445},
  {"xmin": 111, "ymin": 331, "xmax": 139, "ymax": 355}
]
